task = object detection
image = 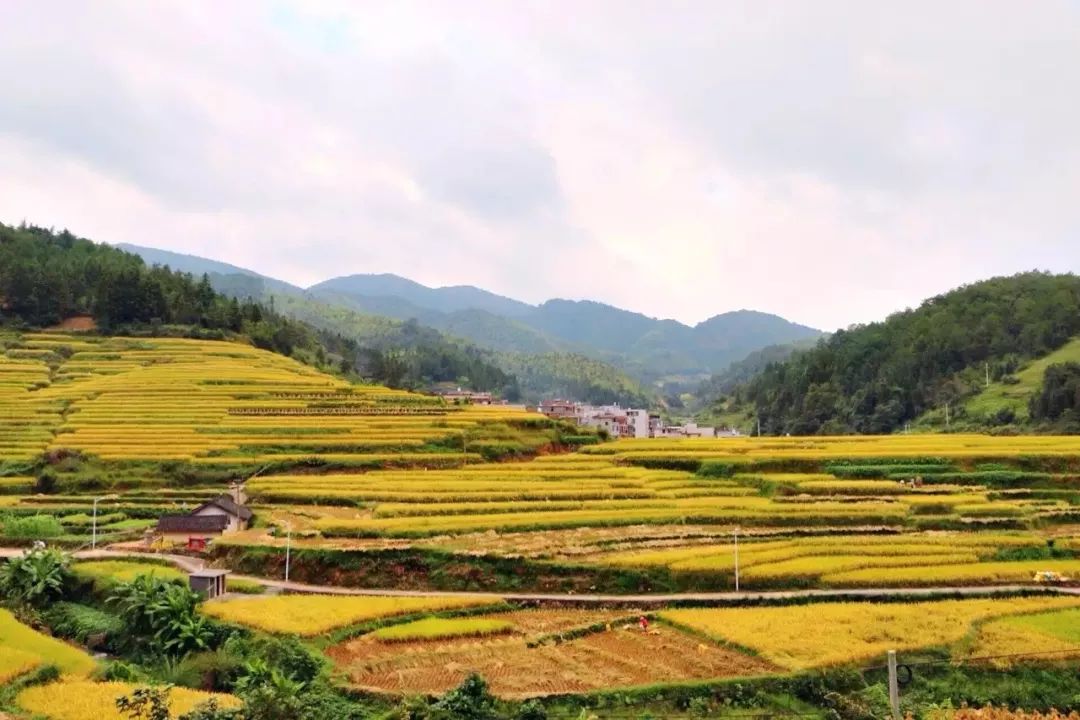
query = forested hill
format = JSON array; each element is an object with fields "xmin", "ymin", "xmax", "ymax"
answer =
[
  {"xmin": 741, "ymin": 272, "xmax": 1080, "ymax": 435},
  {"xmin": 0, "ymin": 223, "xmax": 518, "ymax": 396},
  {"xmin": 0, "ymin": 223, "xmax": 316, "ymax": 355},
  {"xmin": 495, "ymin": 351, "xmax": 654, "ymax": 406}
]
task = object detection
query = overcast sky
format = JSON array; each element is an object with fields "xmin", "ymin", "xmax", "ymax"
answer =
[{"xmin": 1, "ymin": 1, "xmax": 1078, "ymax": 331}]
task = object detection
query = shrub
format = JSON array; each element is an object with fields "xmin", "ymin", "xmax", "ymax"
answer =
[
  {"xmin": 698, "ymin": 461, "xmax": 737, "ymax": 478},
  {"xmin": 0, "ymin": 547, "xmax": 74, "ymax": 606},
  {"xmin": 432, "ymin": 674, "xmax": 498, "ymax": 720},
  {"xmin": 2, "ymin": 513, "xmax": 64, "ymax": 539},
  {"xmin": 33, "ymin": 471, "xmax": 58, "ymax": 494},
  {"xmin": 108, "ymin": 575, "xmax": 213, "ymax": 658},
  {"xmin": 45, "ymin": 601, "xmax": 124, "ymax": 647},
  {"xmin": 517, "ymin": 700, "xmax": 548, "ymax": 720}
]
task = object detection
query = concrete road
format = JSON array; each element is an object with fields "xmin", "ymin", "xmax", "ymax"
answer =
[{"xmin": 3, "ymin": 546, "xmax": 1077, "ymax": 604}]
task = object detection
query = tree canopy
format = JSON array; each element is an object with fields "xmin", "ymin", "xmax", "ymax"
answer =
[{"xmin": 740, "ymin": 272, "xmax": 1080, "ymax": 434}]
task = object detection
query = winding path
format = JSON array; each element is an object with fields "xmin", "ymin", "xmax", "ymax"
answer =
[{"xmin": 3, "ymin": 546, "xmax": 1078, "ymax": 604}]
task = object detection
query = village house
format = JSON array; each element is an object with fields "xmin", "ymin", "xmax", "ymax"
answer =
[
  {"xmin": 434, "ymin": 387, "xmax": 494, "ymax": 405},
  {"xmin": 154, "ymin": 494, "xmax": 252, "ymax": 550},
  {"xmin": 540, "ymin": 400, "xmax": 738, "ymax": 439},
  {"xmin": 540, "ymin": 401, "xmax": 658, "ymax": 438},
  {"xmin": 190, "ymin": 494, "xmax": 253, "ymax": 532},
  {"xmin": 657, "ymin": 421, "xmax": 719, "ymax": 438},
  {"xmin": 539, "ymin": 399, "xmax": 579, "ymax": 420}
]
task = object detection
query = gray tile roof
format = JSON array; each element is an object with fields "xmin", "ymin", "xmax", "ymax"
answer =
[{"xmin": 156, "ymin": 515, "xmax": 229, "ymax": 533}]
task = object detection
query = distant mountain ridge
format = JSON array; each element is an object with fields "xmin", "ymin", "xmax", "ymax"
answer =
[
  {"xmin": 114, "ymin": 242, "xmax": 822, "ymax": 384},
  {"xmin": 311, "ymin": 274, "xmax": 534, "ymax": 318},
  {"xmin": 310, "ymin": 274, "xmax": 822, "ymax": 380}
]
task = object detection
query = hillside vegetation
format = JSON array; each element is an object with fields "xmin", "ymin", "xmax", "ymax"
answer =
[
  {"xmin": 0, "ymin": 223, "xmax": 360, "ymax": 374},
  {"xmin": 2, "ymin": 223, "xmax": 521, "ymax": 396},
  {"xmin": 209, "ymin": 273, "xmax": 644, "ymax": 403},
  {"xmin": 931, "ymin": 336, "xmax": 1080, "ymax": 430},
  {"xmin": 740, "ymin": 272, "xmax": 1080, "ymax": 434},
  {"xmin": 494, "ymin": 351, "xmax": 654, "ymax": 405}
]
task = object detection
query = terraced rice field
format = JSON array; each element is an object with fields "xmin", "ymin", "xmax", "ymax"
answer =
[
  {"xmin": 72, "ymin": 559, "xmax": 186, "ymax": 585},
  {"xmin": 200, "ymin": 593, "xmax": 498, "ymax": 635},
  {"xmin": 581, "ymin": 434, "xmax": 1080, "ymax": 462},
  {"xmin": 328, "ymin": 608, "xmax": 776, "ymax": 697},
  {"xmin": 5, "ymin": 330, "xmax": 1080, "ymax": 704},
  {"xmin": 0, "ymin": 608, "xmax": 97, "ymax": 679},
  {"xmin": 5, "ymin": 331, "xmax": 1080, "ymax": 598},
  {"xmin": 593, "ymin": 532, "xmax": 1066, "ymax": 588},
  {"xmin": 230, "ymin": 447, "xmax": 1080, "ymax": 590},
  {"xmin": 0, "ymin": 332, "xmax": 546, "ymax": 466},
  {"xmin": 660, "ymin": 596, "xmax": 1080, "ymax": 669},
  {"xmin": 968, "ymin": 607, "xmax": 1080, "ymax": 663},
  {"xmin": 16, "ymin": 680, "xmax": 241, "ymax": 720}
]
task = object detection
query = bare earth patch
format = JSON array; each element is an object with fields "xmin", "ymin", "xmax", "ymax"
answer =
[{"xmin": 47, "ymin": 315, "xmax": 97, "ymax": 331}]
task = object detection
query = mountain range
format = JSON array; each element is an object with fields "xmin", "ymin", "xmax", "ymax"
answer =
[{"xmin": 115, "ymin": 243, "xmax": 822, "ymax": 393}]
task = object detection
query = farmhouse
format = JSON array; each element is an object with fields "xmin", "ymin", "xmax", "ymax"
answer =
[
  {"xmin": 190, "ymin": 494, "xmax": 253, "ymax": 532},
  {"xmin": 154, "ymin": 494, "xmax": 252, "ymax": 547},
  {"xmin": 539, "ymin": 399, "xmax": 579, "ymax": 420}
]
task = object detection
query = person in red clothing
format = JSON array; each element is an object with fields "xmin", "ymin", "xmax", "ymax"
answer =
[{"xmin": 639, "ymin": 615, "xmax": 649, "ymax": 632}]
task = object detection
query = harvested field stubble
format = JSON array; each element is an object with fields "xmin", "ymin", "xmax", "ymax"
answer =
[{"xmin": 329, "ymin": 609, "xmax": 776, "ymax": 698}]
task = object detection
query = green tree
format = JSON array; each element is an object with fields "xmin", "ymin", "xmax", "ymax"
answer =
[
  {"xmin": 0, "ymin": 546, "xmax": 73, "ymax": 607},
  {"xmin": 430, "ymin": 674, "xmax": 498, "ymax": 720},
  {"xmin": 1030, "ymin": 362, "xmax": 1080, "ymax": 423},
  {"xmin": 741, "ymin": 272, "xmax": 1080, "ymax": 434},
  {"xmin": 234, "ymin": 659, "xmax": 305, "ymax": 720},
  {"xmin": 107, "ymin": 575, "xmax": 212, "ymax": 657},
  {"xmin": 516, "ymin": 699, "xmax": 548, "ymax": 720}
]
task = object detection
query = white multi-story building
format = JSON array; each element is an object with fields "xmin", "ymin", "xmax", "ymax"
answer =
[
  {"xmin": 540, "ymin": 401, "xmax": 658, "ymax": 438},
  {"xmin": 539, "ymin": 400, "xmax": 744, "ymax": 439}
]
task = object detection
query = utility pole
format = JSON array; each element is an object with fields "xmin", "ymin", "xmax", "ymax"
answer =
[
  {"xmin": 91, "ymin": 494, "xmax": 119, "ymax": 550},
  {"xmin": 756, "ymin": 417, "xmax": 762, "ymax": 437},
  {"xmin": 887, "ymin": 650, "xmax": 901, "ymax": 720},
  {"xmin": 91, "ymin": 497, "xmax": 102, "ymax": 550},
  {"xmin": 944, "ymin": 401, "xmax": 951, "ymax": 429},
  {"xmin": 985, "ymin": 362, "xmax": 990, "ymax": 388},
  {"xmin": 733, "ymin": 527, "xmax": 740, "ymax": 593},
  {"xmin": 284, "ymin": 523, "xmax": 292, "ymax": 584}
]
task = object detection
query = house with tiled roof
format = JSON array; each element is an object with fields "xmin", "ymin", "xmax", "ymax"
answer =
[{"xmin": 154, "ymin": 494, "xmax": 252, "ymax": 547}]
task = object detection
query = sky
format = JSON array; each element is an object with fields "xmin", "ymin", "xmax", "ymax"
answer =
[{"xmin": 1, "ymin": 1, "xmax": 1078, "ymax": 332}]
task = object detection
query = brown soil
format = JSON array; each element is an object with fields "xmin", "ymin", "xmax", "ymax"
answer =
[
  {"xmin": 47, "ymin": 315, "xmax": 97, "ymax": 331},
  {"xmin": 327, "ymin": 610, "xmax": 777, "ymax": 698}
]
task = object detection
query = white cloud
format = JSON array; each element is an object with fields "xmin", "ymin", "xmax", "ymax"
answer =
[{"xmin": 1, "ymin": 0, "xmax": 1078, "ymax": 330}]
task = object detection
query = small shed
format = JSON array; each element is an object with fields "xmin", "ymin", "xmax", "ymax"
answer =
[{"xmin": 189, "ymin": 569, "xmax": 230, "ymax": 599}]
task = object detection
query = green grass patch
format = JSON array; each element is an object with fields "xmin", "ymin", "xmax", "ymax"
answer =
[
  {"xmin": 227, "ymin": 578, "xmax": 266, "ymax": 594},
  {"xmin": 367, "ymin": 616, "xmax": 514, "ymax": 642},
  {"xmin": 965, "ymin": 337, "xmax": 1080, "ymax": 421},
  {"xmin": 1000, "ymin": 607, "xmax": 1080, "ymax": 643}
]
